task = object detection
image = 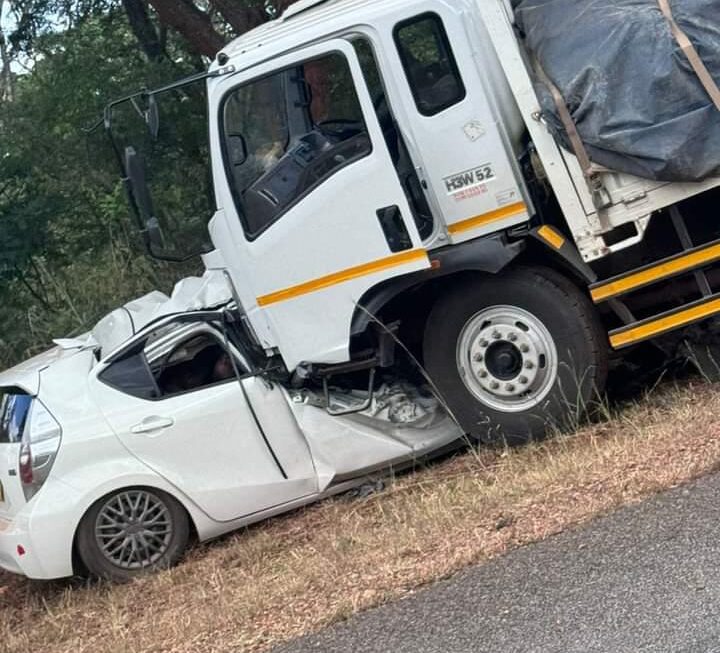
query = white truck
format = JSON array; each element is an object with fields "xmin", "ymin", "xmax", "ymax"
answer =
[{"xmin": 113, "ymin": 0, "xmax": 720, "ymax": 444}]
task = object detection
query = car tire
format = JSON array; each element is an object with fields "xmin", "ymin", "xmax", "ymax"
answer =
[
  {"xmin": 76, "ymin": 487, "xmax": 190, "ymax": 583},
  {"xmin": 423, "ymin": 266, "xmax": 608, "ymax": 445}
]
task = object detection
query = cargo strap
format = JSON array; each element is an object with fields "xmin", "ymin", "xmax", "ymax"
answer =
[
  {"xmin": 657, "ymin": 0, "xmax": 720, "ymax": 112},
  {"xmin": 533, "ymin": 59, "xmax": 612, "ymax": 211}
]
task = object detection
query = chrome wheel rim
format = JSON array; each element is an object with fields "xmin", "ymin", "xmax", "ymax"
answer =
[
  {"xmin": 456, "ymin": 305, "xmax": 558, "ymax": 413},
  {"xmin": 94, "ymin": 490, "xmax": 173, "ymax": 570}
]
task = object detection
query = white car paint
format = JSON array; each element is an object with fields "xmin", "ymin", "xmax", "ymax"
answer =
[{"xmin": 0, "ymin": 291, "xmax": 461, "ymax": 580}]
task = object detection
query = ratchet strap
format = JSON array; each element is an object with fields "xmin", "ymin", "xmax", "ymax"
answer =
[
  {"xmin": 533, "ymin": 58, "xmax": 612, "ymax": 210},
  {"xmin": 657, "ymin": 0, "xmax": 720, "ymax": 112}
]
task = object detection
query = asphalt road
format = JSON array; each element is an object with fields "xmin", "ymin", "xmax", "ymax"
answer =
[{"xmin": 276, "ymin": 473, "xmax": 720, "ymax": 653}]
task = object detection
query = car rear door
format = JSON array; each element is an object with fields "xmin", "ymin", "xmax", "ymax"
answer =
[{"xmin": 90, "ymin": 322, "xmax": 318, "ymax": 523}]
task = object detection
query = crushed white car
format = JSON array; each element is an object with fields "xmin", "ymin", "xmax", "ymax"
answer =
[{"xmin": 0, "ymin": 272, "xmax": 462, "ymax": 582}]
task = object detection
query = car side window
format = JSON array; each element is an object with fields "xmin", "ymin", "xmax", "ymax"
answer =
[
  {"xmin": 0, "ymin": 391, "xmax": 32, "ymax": 443},
  {"xmin": 100, "ymin": 324, "xmax": 245, "ymax": 400},
  {"xmin": 222, "ymin": 51, "xmax": 373, "ymax": 240},
  {"xmin": 394, "ymin": 14, "xmax": 467, "ymax": 116},
  {"xmin": 148, "ymin": 332, "xmax": 238, "ymax": 397},
  {"xmin": 98, "ymin": 350, "xmax": 159, "ymax": 401}
]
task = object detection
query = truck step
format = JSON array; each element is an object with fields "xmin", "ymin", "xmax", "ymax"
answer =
[
  {"xmin": 609, "ymin": 294, "xmax": 720, "ymax": 349},
  {"xmin": 590, "ymin": 239, "xmax": 720, "ymax": 303}
]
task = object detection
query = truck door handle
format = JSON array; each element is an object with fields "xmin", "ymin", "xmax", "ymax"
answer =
[
  {"xmin": 131, "ymin": 417, "xmax": 175, "ymax": 435},
  {"xmin": 377, "ymin": 205, "xmax": 413, "ymax": 253}
]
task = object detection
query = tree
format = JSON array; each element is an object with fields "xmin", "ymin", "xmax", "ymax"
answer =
[
  {"xmin": 4, "ymin": 0, "xmax": 300, "ymax": 63},
  {"xmin": 0, "ymin": 0, "xmax": 16, "ymax": 101},
  {"xmin": 138, "ymin": 0, "xmax": 300, "ymax": 58}
]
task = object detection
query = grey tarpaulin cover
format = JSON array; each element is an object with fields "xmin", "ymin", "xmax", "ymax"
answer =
[{"xmin": 513, "ymin": 0, "xmax": 720, "ymax": 181}]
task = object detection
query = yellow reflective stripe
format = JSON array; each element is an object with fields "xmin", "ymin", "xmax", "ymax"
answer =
[
  {"xmin": 610, "ymin": 296, "xmax": 720, "ymax": 348},
  {"xmin": 257, "ymin": 249, "xmax": 429, "ymax": 307},
  {"xmin": 447, "ymin": 202, "xmax": 528, "ymax": 236},
  {"xmin": 592, "ymin": 241, "xmax": 720, "ymax": 303},
  {"xmin": 537, "ymin": 225, "xmax": 566, "ymax": 250}
]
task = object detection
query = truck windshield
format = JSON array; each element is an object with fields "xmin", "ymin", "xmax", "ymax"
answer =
[{"xmin": 221, "ymin": 52, "xmax": 372, "ymax": 239}]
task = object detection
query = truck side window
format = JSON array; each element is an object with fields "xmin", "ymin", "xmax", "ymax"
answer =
[
  {"xmin": 222, "ymin": 53, "xmax": 373, "ymax": 240},
  {"xmin": 394, "ymin": 14, "xmax": 466, "ymax": 117}
]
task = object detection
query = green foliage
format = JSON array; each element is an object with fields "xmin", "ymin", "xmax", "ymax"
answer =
[{"xmin": 0, "ymin": 10, "xmax": 204, "ymax": 369}]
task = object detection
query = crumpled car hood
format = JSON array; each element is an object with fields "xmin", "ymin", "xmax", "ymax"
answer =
[
  {"xmin": 0, "ymin": 269, "xmax": 234, "ymax": 391},
  {"xmin": 92, "ymin": 269, "xmax": 233, "ymax": 357}
]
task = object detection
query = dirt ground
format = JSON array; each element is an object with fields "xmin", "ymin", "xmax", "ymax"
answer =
[{"xmin": 3, "ymin": 379, "xmax": 720, "ymax": 653}]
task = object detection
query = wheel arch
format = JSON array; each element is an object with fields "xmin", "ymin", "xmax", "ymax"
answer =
[
  {"xmin": 350, "ymin": 229, "xmax": 598, "ymax": 350},
  {"xmin": 70, "ymin": 481, "xmax": 200, "ymax": 575},
  {"xmin": 350, "ymin": 234, "xmax": 526, "ymax": 341}
]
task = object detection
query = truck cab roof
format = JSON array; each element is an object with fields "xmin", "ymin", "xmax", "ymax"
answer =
[{"xmin": 214, "ymin": 0, "xmax": 467, "ymax": 72}]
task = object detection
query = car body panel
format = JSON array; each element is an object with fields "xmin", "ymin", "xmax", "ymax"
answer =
[
  {"xmin": 293, "ymin": 399, "xmax": 462, "ymax": 490},
  {"xmin": 0, "ymin": 302, "xmax": 463, "ymax": 580},
  {"xmin": 90, "ymin": 373, "xmax": 318, "ymax": 523}
]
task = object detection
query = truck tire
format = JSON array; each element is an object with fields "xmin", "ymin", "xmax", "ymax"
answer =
[{"xmin": 423, "ymin": 267, "xmax": 608, "ymax": 445}]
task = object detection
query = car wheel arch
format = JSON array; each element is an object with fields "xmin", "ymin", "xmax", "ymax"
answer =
[{"xmin": 69, "ymin": 482, "xmax": 199, "ymax": 575}]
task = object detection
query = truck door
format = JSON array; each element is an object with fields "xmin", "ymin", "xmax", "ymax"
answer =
[
  {"xmin": 210, "ymin": 40, "xmax": 432, "ymax": 371},
  {"xmin": 384, "ymin": 6, "xmax": 531, "ymax": 244}
]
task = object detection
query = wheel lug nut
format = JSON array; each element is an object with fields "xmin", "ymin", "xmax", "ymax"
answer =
[
  {"xmin": 520, "ymin": 345, "xmax": 530, "ymax": 353},
  {"xmin": 480, "ymin": 339, "xmax": 489, "ymax": 348},
  {"xmin": 508, "ymin": 333, "xmax": 518, "ymax": 343},
  {"xmin": 492, "ymin": 331, "xmax": 502, "ymax": 340},
  {"xmin": 479, "ymin": 370, "xmax": 488, "ymax": 379},
  {"xmin": 474, "ymin": 353, "xmax": 484, "ymax": 363},
  {"xmin": 506, "ymin": 384, "xmax": 515, "ymax": 392},
  {"xmin": 519, "ymin": 376, "xmax": 529, "ymax": 385},
  {"xmin": 525, "ymin": 361, "xmax": 535, "ymax": 369},
  {"xmin": 490, "ymin": 381, "xmax": 500, "ymax": 390}
]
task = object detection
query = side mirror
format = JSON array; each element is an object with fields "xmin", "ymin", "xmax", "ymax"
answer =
[
  {"xmin": 145, "ymin": 216, "xmax": 166, "ymax": 250},
  {"xmin": 146, "ymin": 94, "xmax": 160, "ymax": 140},
  {"xmin": 124, "ymin": 146, "xmax": 165, "ymax": 251},
  {"xmin": 124, "ymin": 146, "xmax": 155, "ymax": 223},
  {"xmin": 122, "ymin": 146, "xmax": 201, "ymax": 263},
  {"xmin": 227, "ymin": 134, "xmax": 248, "ymax": 166}
]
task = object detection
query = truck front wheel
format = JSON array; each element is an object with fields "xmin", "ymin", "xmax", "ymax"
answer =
[{"xmin": 423, "ymin": 267, "xmax": 607, "ymax": 445}]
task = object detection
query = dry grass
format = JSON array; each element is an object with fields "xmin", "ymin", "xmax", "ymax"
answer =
[{"xmin": 3, "ymin": 378, "xmax": 720, "ymax": 653}]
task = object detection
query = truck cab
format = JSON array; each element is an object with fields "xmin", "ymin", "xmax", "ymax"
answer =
[{"xmin": 205, "ymin": 0, "xmax": 533, "ymax": 369}]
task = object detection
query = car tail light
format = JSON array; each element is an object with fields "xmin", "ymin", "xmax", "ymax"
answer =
[{"xmin": 18, "ymin": 400, "xmax": 62, "ymax": 501}]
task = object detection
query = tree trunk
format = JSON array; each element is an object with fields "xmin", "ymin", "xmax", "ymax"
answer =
[
  {"xmin": 122, "ymin": 0, "xmax": 165, "ymax": 61},
  {"xmin": 0, "ymin": 0, "xmax": 15, "ymax": 102},
  {"xmin": 209, "ymin": 0, "xmax": 265, "ymax": 35},
  {"xmin": 147, "ymin": 0, "xmax": 226, "ymax": 58}
]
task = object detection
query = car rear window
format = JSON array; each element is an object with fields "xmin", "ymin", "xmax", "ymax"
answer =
[{"xmin": 0, "ymin": 389, "xmax": 32, "ymax": 444}]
